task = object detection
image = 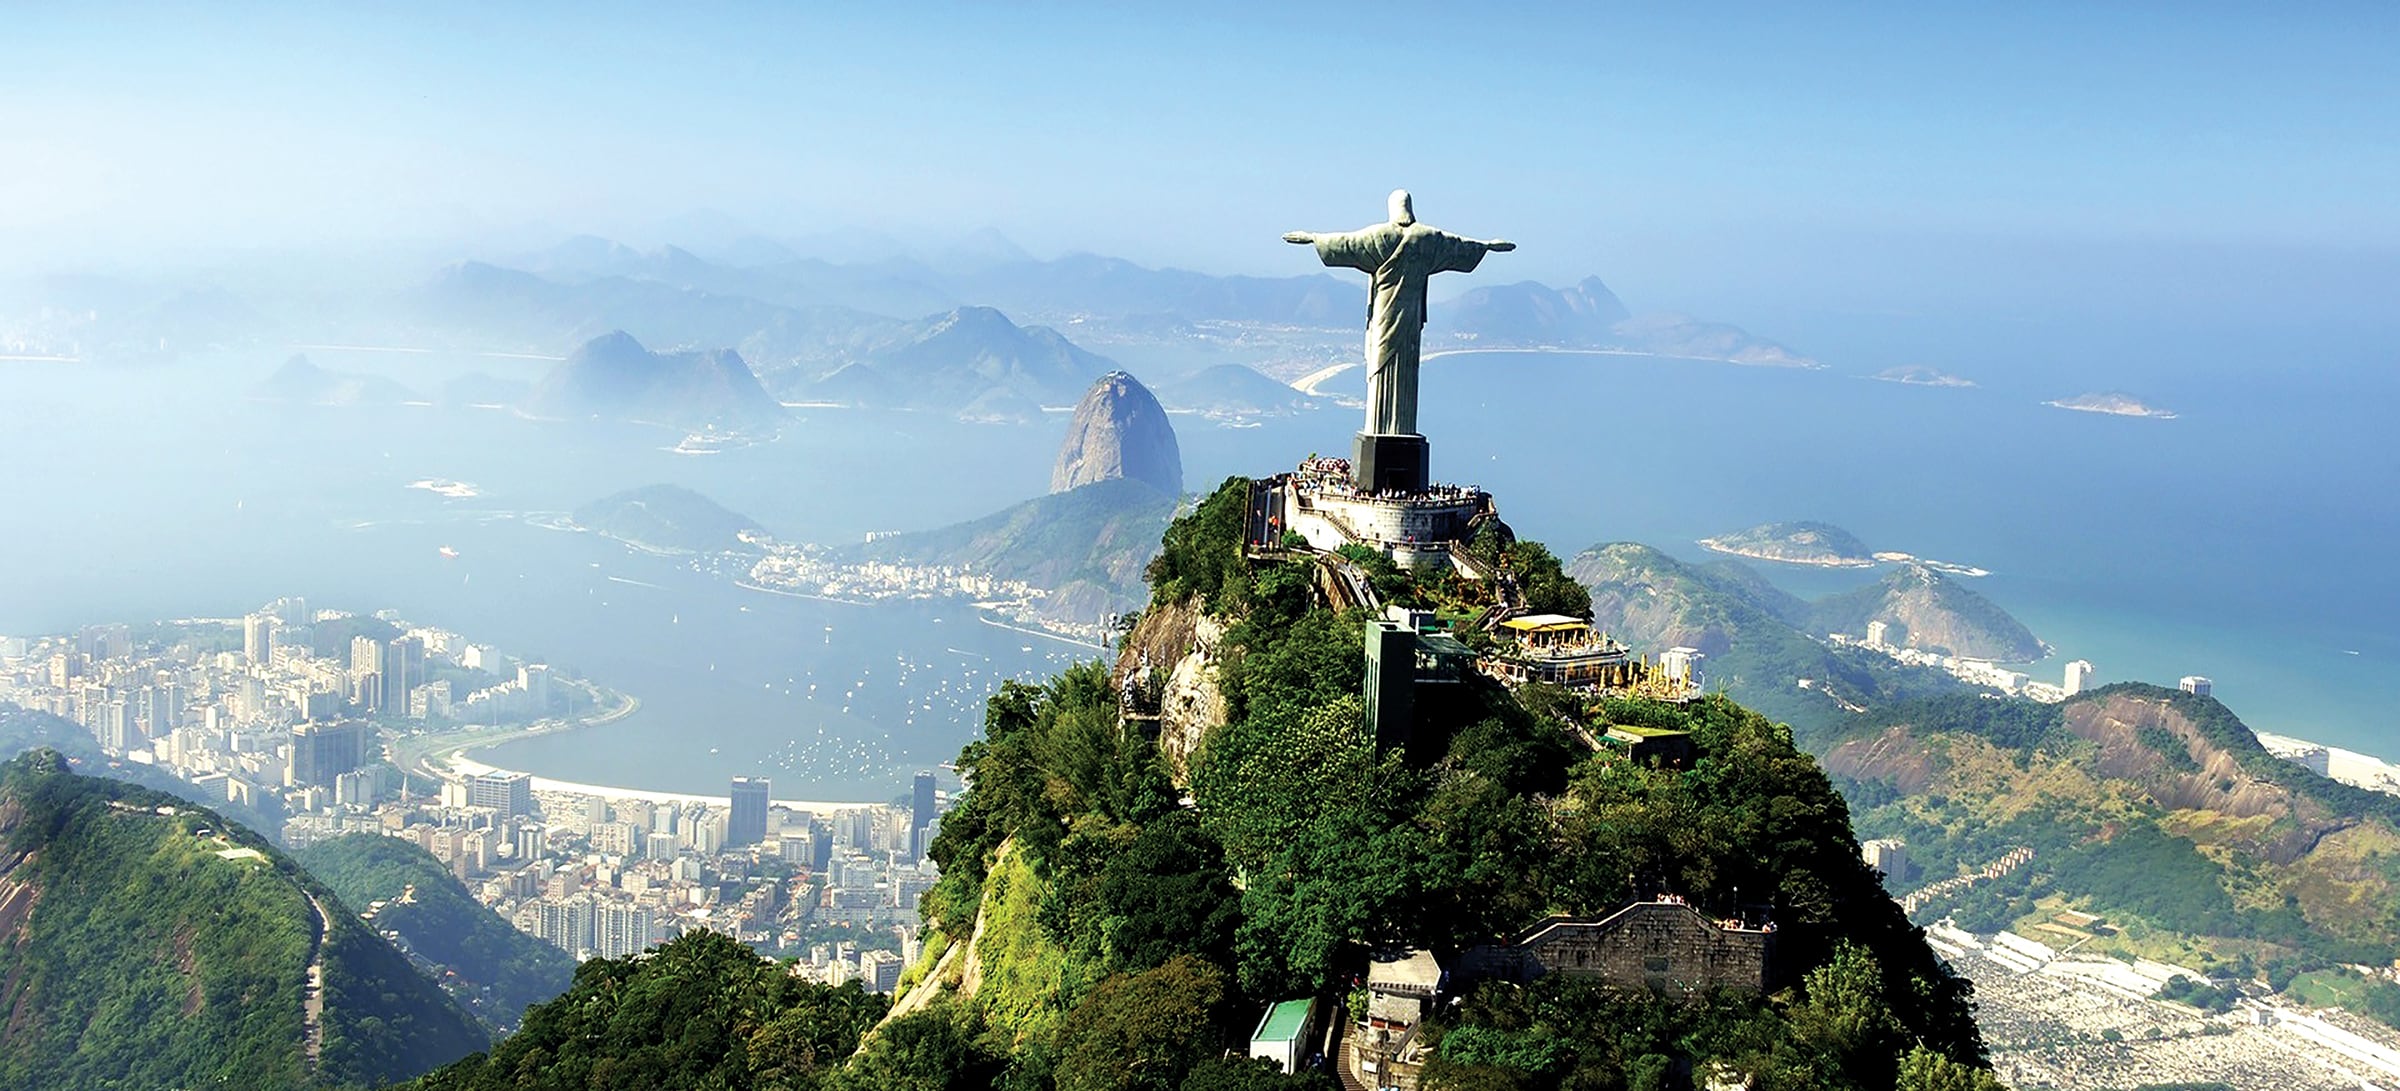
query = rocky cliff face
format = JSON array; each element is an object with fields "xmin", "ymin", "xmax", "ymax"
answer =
[
  {"xmin": 1051, "ymin": 370, "xmax": 1183, "ymax": 497},
  {"xmin": 1113, "ymin": 595, "xmax": 1228, "ymax": 778}
]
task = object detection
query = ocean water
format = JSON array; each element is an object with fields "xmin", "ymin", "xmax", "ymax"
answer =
[
  {"xmin": 1292, "ymin": 350, "xmax": 2399, "ymax": 751},
  {"xmin": 0, "ymin": 338, "xmax": 2392, "ymax": 800}
]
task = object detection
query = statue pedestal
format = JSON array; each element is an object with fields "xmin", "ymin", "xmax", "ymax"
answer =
[{"xmin": 1353, "ymin": 432, "xmax": 1429, "ymax": 494}]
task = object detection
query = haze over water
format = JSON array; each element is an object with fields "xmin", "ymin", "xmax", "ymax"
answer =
[{"xmin": 2, "ymin": 325, "xmax": 2391, "ymax": 798}]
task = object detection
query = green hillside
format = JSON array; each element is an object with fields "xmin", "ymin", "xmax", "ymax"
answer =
[
  {"xmin": 879, "ymin": 479, "xmax": 1997, "ymax": 1090},
  {"xmin": 0, "ymin": 701, "xmax": 283, "ymax": 837},
  {"xmin": 1804, "ymin": 564, "xmax": 2043, "ymax": 662},
  {"xmin": 845, "ymin": 476, "xmax": 1177, "ymax": 626},
  {"xmin": 0, "ymin": 750, "xmax": 485, "ymax": 1090},
  {"xmin": 1829, "ymin": 685, "xmax": 2400, "ymax": 995},
  {"xmin": 1565, "ymin": 542, "xmax": 1962, "ymax": 735},
  {"xmin": 402, "ymin": 930, "xmax": 885, "ymax": 1091},
  {"xmin": 297, "ymin": 832, "xmax": 578, "ymax": 1028}
]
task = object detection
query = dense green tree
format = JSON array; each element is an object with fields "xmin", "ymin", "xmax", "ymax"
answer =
[
  {"xmin": 1895, "ymin": 1045, "xmax": 2011, "ymax": 1091},
  {"xmin": 1053, "ymin": 955, "xmax": 1230, "ymax": 1091},
  {"xmin": 1178, "ymin": 1055, "xmax": 1339, "ymax": 1090},
  {"xmin": 830, "ymin": 1002, "xmax": 1007, "ymax": 1091},
  {"xmin": 406, "ymin": 930, "xmax": 882, "ymax": 1091}
]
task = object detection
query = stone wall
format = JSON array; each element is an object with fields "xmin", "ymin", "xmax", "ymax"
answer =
[{"xmin": 1459, "ymin": 903, "xmax": 1774, "ymax": 998}]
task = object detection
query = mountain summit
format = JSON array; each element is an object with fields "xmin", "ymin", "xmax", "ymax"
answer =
[
  {"xmin": 524, "ymin": 330, "xmax": 782, "ymax": 430},
  {"xmin": 1050, "ymin": 370, "xmax": 1183, "ymax": 497}
]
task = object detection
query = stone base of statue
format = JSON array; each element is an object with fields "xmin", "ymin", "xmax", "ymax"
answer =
[{"xmin": 1353, "ymin": 432, "xmax": 1429, "ymax": 494}]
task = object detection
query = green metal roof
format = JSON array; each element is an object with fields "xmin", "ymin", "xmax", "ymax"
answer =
[{"xmin": 1254, "ymin": 998, "xmax": 1312, "ymax": 1044}]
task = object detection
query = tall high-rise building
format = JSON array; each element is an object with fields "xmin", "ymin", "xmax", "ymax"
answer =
[
  {"xmin": 1864, "ymin": 620, "xmax": 1891, "ymax": 649},
  {"xmin": 288, "ymin": 720, "xmax": 368, "ymax": 788},
  {"xmin": 910, "ymin": 770, "xmax": 937, "ymax": 860},
  {"xmin": 350, "ymin": 635, "xmax": 385, "ymax": 711},
  {"xmin": 517, "ymin": 663, "xmax": 554, "ymax": 716},
  {"xmin": 467, "ymin": 770, "xmax": 534, "ymax": 816},
  {"xmin": 595, "ymin": 903, "xmax": 654, "ymax": 959},
  {"xmin": 1861, "ymin": 838, "xmax": 1910, "ymax": 884},
  {"xmin": 380, "ymin": 637, "xmax": 423, "ymax": 715},
  {"xmin": 243, "ymin": 614, "xmax": 277, "ymax": 665},
  {"xmin": 98, "ymin": 698, "xmax": 133, "ymax": 752},
  {"xmin": 729, "ymin": 776, "xmax": 770, "ymax": 848},
  {"xmin": 2180, "ymin": 676, "xmax": 2213, "ymax": 698},
  {"xmin": 2063, "ymin": 660, "xmax": 2095, "ymax": 696},
  {"xmin": 536, "ymin": 897, "xmax": 597, "ymax": 957}
]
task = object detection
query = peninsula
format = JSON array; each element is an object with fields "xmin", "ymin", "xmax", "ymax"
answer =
[{"xmin": 1700, "ymin": 520, "xmax": 1878, "ymax": 568}]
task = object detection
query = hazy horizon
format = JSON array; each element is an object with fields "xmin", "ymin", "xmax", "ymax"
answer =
[{"xmin": 7, "ymin": 6, "xmax": 2399, "ymax": 326}]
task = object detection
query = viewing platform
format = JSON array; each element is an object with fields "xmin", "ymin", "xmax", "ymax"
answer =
[{"xmin": 1263, "ymin": 457, "xmax": 1494, "ymax": 573}]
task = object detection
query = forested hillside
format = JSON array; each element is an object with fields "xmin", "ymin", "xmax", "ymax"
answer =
[
  {"xmin": 879, "ymin": 478, "xmax": 1997, "ymax": 1089},
  {"xmin": 1831, "ymin": 686, "xmax": 2400, "ymax": 1013},
  {"xmin": 298, "ymin": 832, "xmax": 578, "ymax": 1028},
  {"xmin": 0, "ymin": 751, "xmax": 485, "ymax": 1090}
]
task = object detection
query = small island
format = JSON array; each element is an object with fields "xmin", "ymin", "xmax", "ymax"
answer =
[
  {"xmin": 1872, "ymin": 365, "xmax": 1976, "ymax": 388},
  {"xmin": 572, "ymin": 483, "xmax": 765, "ymax": 554},
  {"xmin": 1699, "ymin": 520, "xmax": 1877, "ymax": 568},
  {"xmin": 2045, "ymin": 391, "xmax": 2178, "ymax": 419}
]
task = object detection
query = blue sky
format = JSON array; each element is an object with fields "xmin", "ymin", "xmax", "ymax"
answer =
[{"xmin": 5, "ymin": 3, "xmax": 2396, "ymax": 316}]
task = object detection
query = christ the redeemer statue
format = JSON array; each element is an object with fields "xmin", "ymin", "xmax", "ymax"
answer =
[{"xmin": 1286, "ymin": 189, "xmax": 1512, "ymax": 491}]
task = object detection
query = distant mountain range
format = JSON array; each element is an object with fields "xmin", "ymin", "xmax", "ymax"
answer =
[
  {"xmin": 1441, "ymin": 276, "xmax": 1631, "ymax": 345},
  {"xmin": 785, "ymin": 305, "xmax": 1110, "ymax": 411},
  {"xmin": 402, "ymin": 235, "xmax": 1818, "ymax": 413},
  {"xmin": 1155, "ymin": 363, "xmax": 1320, "ymax": 418},
  {"xmin": 524, "ymin": 330, "xmax": 783, "ymax": 431}
]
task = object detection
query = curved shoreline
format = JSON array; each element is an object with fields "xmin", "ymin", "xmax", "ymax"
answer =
[
  {"xmin": 441, "ymin": 749, "xmax": 884, "ymax": 812},
  {"xmin": 1697, "ymin": 539, "xmax": 1876, "ymax": 569},
  {"xmin": 417, "ymin": 690, "xmax": 886, "ymax": 810}
]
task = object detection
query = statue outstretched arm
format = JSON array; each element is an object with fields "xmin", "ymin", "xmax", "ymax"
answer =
[
  {"xmin": 1282, "ymin": 231, "xmax": 1317, "ymax": 244},
  {"xmin": 1482, "ymin": 239, "xmax": 1516, "ymax": 252}
]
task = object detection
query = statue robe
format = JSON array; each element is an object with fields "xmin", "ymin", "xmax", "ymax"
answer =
[{"xmin": 1310, "ymin": 222, "xmax": 1493, "ymax": 436}]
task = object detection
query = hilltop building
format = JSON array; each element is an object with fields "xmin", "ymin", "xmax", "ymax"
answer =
[
  {"xmin": 1865, "ymin": 620, "xmax": 1891, "ymax": 649},
  {"xmin": 1481, "ymin": 614, "xmax": 1640, "ymax": 689},
  {"xmin": 1362, "ymin": 612, "xmax": 1476, "ymax": 754},
  {"xmin": 1457, "ymin": 901, "xmax": 1777, "ymax": 997},
  {"xmin": 2064, "ymin": 659, "xmax": 2095, "ymax": 695},
  {"xmin": 2180, "ymin": 675, "xmax": 2213, "ymax": 697},
  {"xmin": 1249, "ymin": 998, "xmax": 1321, "ymax": 1076},
  {"xmin": 1262, "ymin": 457, "xmax": 1498, "ymax": 574}
]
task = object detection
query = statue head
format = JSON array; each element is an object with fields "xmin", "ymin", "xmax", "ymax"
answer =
[{"xmin": 1388, "ymin": 189, "xmax": 1415, "ymax": 226}]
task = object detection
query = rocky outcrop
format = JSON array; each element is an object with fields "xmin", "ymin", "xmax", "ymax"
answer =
[
  {"xmin": 1115, "ymin": 596, "xmax": 1228, "ymax": 778},
  {"xmin": 1051, "ymin": 371, "xmax": 1182, "ymax": 497},
  {"xmin": 2062, "ymin": 692, "xmax": 2349, "ymax": 865}
]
